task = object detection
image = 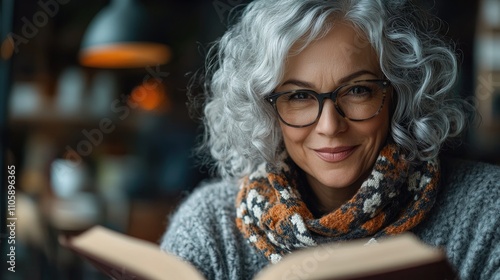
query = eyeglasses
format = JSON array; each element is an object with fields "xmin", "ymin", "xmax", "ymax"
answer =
[{"xmin": 266, "ymin": 79, "xmax": 391, "ymax": 127}]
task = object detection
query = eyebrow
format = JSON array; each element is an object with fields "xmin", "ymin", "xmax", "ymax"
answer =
[{"xmin": 280, "ymin": 70, "xmax": 379, "ymax": 89}]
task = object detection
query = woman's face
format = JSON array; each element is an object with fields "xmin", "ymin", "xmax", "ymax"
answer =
[{"xmin": 276, "ymin": 22, "xmax": 391, "ymax": 194}]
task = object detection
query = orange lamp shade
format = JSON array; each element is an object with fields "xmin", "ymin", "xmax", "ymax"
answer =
[{"xmin": 79, "ymin": 42, "xmax": 171, "ymax": 68}]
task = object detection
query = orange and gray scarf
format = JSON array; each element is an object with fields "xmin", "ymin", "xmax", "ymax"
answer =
[{"xmin": 235, "ymin": 144, "xmax": 440, "ymax": 263}]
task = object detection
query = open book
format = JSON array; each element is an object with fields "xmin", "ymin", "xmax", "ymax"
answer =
[{"xmin": 62, "ymin": 225, "xmax": 457, "ymax": 280}]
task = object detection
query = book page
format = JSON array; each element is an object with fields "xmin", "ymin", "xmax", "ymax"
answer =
[
  {"xmin": 254, "ymin": 234, "xmax": 454, "ymax": 280},
  {"xmin": 66, "ymin": 226, "xmax": 205, "ymax": 280}
]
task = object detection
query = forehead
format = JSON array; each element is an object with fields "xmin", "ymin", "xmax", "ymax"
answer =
[{"xmin": 282, "ymin": 22, "xmax": 380, "ymax": 88}]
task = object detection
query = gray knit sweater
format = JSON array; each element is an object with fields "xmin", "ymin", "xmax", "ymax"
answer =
[{"xmin": 160, "ymin": 158, "xmax": 500, "ymax": 280}]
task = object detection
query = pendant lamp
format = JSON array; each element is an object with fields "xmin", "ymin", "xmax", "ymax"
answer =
[{"xmin": 79, "ymin": 0, "xmax": 171, "ymax": 68}]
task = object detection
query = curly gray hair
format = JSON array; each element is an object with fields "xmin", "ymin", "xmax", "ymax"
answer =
[{"xmin": 194, "ymin": 0, "xmax": 472, "ymax": 179}]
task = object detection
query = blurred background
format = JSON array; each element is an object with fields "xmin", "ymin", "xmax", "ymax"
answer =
[{"xmin": 0, "ymin": 0, "xmax": 499, "ymax": 279}]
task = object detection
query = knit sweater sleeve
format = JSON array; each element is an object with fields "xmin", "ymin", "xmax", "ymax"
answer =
[
  {"xmin": 159, "ymin": 180, "xmax": 268, "ymax": 280},
  {"xmin": 413, "ymin": 158, "xmax": 500, "ymax": 280}
]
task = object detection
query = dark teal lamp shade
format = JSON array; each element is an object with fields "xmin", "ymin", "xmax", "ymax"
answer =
[{"xmin": 79, "ymin": 0, "xmax": 171, "ymax": 68}]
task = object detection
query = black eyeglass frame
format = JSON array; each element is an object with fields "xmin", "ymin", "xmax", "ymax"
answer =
[{"xmin": 266, "ymin": 79, "xmax": 391, "ymax": 128}]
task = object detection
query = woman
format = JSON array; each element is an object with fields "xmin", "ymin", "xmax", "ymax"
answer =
[{"xmin": 161, "ymin": 1, "xmax": 500, "ymax": 279}]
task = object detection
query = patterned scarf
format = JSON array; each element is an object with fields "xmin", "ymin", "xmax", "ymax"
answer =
[{"xmin": 235, "ymin": 143, "xmax": 440, "ymax": 263}]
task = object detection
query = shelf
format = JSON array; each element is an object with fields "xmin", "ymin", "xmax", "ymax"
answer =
[{"xmin": 8, "ymin": 109, "xmax": 144, "ymax": 132}]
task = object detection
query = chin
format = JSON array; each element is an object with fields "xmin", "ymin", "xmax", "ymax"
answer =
[{"xmin": 313, "ymin": 169, "xmax": 361, "ymax": 189}]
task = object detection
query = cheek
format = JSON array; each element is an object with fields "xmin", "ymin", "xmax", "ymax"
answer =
[
  {"xmin": 359, "ymin": 108, "xmax": 391, "ymax": 149},
  {"xmin": 377, "ymin": 104, "xmax": 392, "ymax": 141},
  {"xmin": 279, "ymin": 124, "xmax": 311, "ymax": 153},
  {"xmin": 369, "ymin": 118, "xmax": 389, "ymax": 140},
  {"xmin": 360, "ymin": 93, "xmax": 392, "ymax": 141}
]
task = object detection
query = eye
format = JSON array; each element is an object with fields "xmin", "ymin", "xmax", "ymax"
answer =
[
  {"xmin": 287, "ymin": 91, "xmax": 315, "ymax": 101},
  {"xmin": 348, "ymin": 86, "xmax": 372, "ymax": 96}
]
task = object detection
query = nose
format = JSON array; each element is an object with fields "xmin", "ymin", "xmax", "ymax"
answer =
[{"xmin": 315, "ymin": 99, "xmax": 348, "ymax": 136}]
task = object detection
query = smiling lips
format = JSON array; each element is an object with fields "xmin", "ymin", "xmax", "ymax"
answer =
[{"xmin": 314, "ymin": 146, "xmax": 359, "ymax": 163}]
